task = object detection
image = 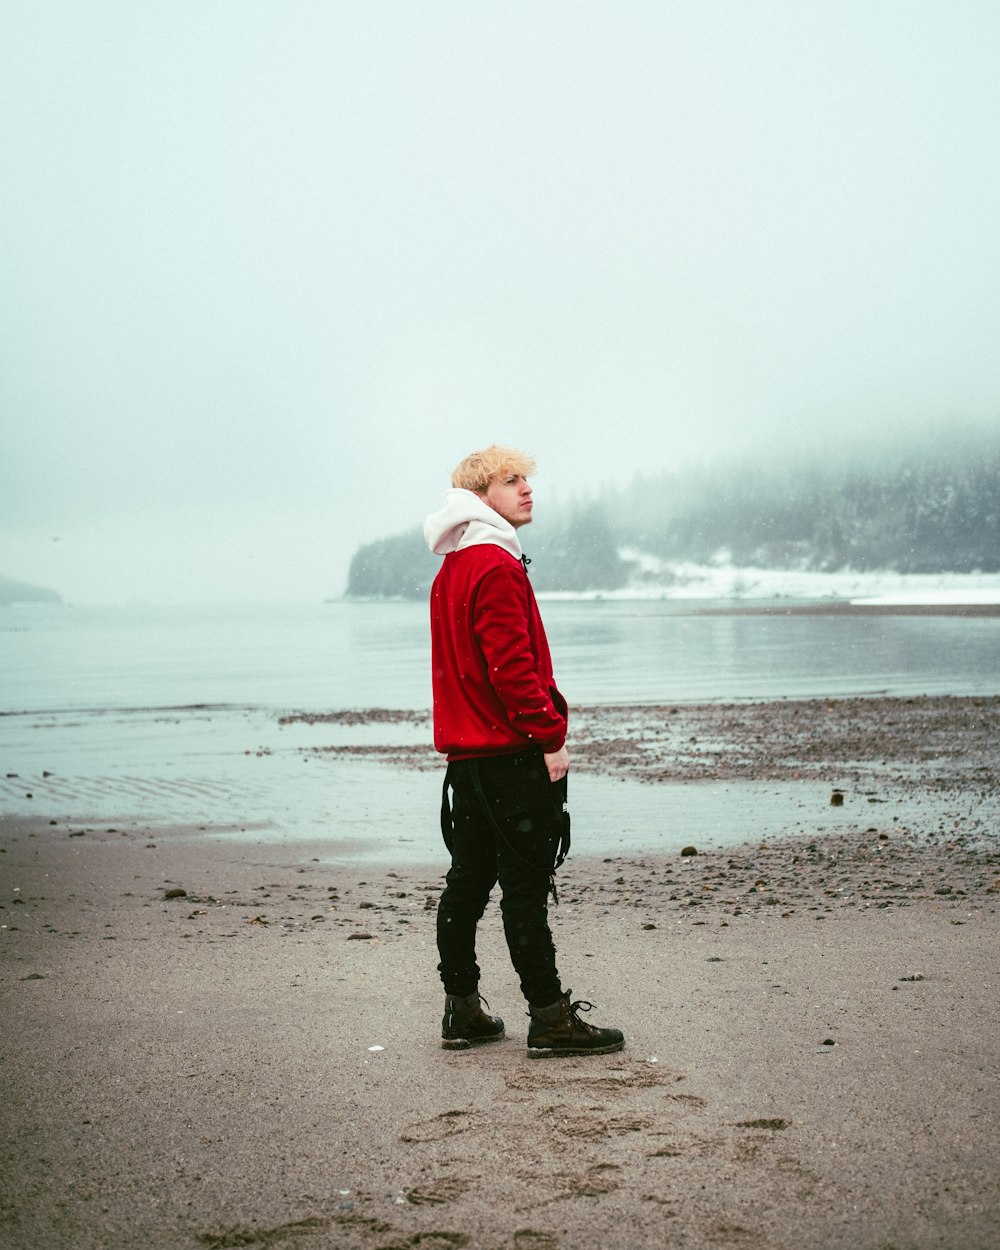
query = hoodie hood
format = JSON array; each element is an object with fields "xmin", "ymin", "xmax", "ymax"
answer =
[{"xmin": 423, "ymin": 488, "xmax": 523, "ymax": 559}]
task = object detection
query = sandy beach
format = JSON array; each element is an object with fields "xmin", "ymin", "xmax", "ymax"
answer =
[{"xmin": 3, "ymin": 696, "xmax": 999, "ymax": 1249}]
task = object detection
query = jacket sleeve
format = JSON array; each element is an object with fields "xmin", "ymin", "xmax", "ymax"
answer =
[{"xmin": 472, "ymin": 564, "xmax": 567, "ymax": 752}]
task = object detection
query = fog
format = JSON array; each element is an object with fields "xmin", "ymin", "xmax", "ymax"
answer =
[{"xmin": 2, "ymin": 1, "xmax": 999, "ymax": 604}]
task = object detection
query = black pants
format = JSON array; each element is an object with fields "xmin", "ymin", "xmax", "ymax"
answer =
[{"xmin": 436, "ymin": 748, "xmax": 569, "ymax": 1007}]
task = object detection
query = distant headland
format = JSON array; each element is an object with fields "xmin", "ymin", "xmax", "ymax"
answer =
[
  {"xmin": 0, "ymin": 575, "xmax": 63, "ymax": 606},
  {"xmin": 344, "ymin": 429, "xmax": 1000, "ymax": 600}
]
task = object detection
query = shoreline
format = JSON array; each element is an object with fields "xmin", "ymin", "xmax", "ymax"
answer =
[
  {"xmin": 285, "ymin": 694, "xmax": 1000, "ymax": 792},
  {"xmin": 693, "ymin": 601, "xmax": 1000, "ymax": 617},
  {"xmin": 3, "ymin": 695, "xmax": 999, "ymax": 872}
]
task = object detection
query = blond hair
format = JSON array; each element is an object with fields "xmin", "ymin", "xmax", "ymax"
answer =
[{"xmin": 450, "ymin": 444, "xmax": 537, "ymax": 493}]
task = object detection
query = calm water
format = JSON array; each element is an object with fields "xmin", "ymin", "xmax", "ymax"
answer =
[
  {"xmin": 2, "ymin": 598, "xmax": 999, "ymax": 713},
  {"xmin": 2, "ymin": 600, "xmax": 997, "ymax": 862}
]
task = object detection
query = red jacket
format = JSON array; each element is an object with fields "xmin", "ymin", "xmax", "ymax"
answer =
[{"xmin": 429, "ymin": 544, "xmax": 568, "ymax": 761}]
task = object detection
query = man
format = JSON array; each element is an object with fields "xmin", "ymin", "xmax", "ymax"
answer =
[{"xmin": 423, "ymin": 444, "xmax": 624, "ymax": 1058}]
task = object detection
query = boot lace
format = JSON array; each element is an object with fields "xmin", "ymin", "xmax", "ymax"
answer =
[{"xmin": 567, "ymin": 994, "xmax": 605, "ymax": 1036}]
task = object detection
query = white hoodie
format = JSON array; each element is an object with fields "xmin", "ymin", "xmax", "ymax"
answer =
[{"xmin": 423, "ymin": 488, "xmax": 522, "ymax": 560}]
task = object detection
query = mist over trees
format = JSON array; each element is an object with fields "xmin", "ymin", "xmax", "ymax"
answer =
[
  {"xmin": 523, "ymin": 503, "xmax": 627, "ymax": 592},
  {"xmin": 345, "ymin": 431, "xmax": 1000, "ymax": 598},
  {"xmin": 345, "ymin": 530, "xmax": 435, "ymax": 600},
  {"xmin": 615, "ymin": 434, "xmax": 1000, "ymax": 573},
  {"xmin": 0, "ymin": 574, "xmax": 62, "ymax": 606},
  {"xmin": 345, "ymin": 503, "xmax": 626, "ymax": 599}
]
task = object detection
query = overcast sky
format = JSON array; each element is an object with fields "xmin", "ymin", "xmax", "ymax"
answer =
[{"xmin": 2, "ymin": 1, "xmax": 999, "ymax": 604}]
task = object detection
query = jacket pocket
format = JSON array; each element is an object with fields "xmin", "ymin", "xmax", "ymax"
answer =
[{"xmin": 550, "ymin": 684, "xmax": 568, "ymax": 721}]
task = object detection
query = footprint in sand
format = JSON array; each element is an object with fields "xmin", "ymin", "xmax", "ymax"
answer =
[
  {"xmin": 540, "ymin": 1105, "xmax": 653, "ymax": 1141},
  {"xmin": 399, "ymin": 1110, "xmax": 476, "ymax": 1143},
  {"xmin": 663, "ymin": 1092, "xmax": 707, "ymax": 1108},
  {"xmin": 405, "ymin": 1177, "xmax": 470, "ymax": 1205},
  {"xmin": 512, "ymin": 1231, "xmax": 560, "ymax": 1250},
  {"xmin": 503, "ymin": 1060, "xmax": 676, "ymax": 1096},
  {"xmin": 564, "ymin": 1163, "xmax": 623, "ymax": 1197},
  {"xmin": 374, "ymin": 1234, "xmax": 469, "ymax": 1250},
  {"xmin": 197, "ymin": 1216, "xmax": 330, "ymax": 1247}
]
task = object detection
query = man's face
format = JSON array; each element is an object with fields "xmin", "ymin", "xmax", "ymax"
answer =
[{"xmin": 482, "ymin": 471, "xmax": 533, "ymax": 529}]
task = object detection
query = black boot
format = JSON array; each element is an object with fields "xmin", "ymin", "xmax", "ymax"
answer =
[
  {"xmin": 441, "ymin": 992, "xmax": 505, "ymax": 1050},
  {"xmin": 527, "ymin": 991, "xmax": 624, "ymax": 1058}
]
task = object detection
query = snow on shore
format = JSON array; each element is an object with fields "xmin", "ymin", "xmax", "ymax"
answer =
[{"xmin": 537, "ymin": 551, "xmax": 1000, "ymax": 604}]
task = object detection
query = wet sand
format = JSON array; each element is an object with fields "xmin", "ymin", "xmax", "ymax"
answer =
[
  {"xmin": 2, "ymin": 695, "xmax": 1000, "ymax": 1249},
  {"xmin": 287, "ymin": 694, "xmax": 1000, "ymax": 789}
]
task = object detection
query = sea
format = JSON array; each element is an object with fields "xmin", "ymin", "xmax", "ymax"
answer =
[
  {"xmin": 1, "ymin": 598, "xmax": 998, "ymax": 863},
  {"xmin": 3, "ymin": 596, "xmax": 1000, "ymax": 712}
]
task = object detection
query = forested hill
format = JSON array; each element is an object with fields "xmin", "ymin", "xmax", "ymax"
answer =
[
  {"xmin": 345, "ymin": 435, "xmax": 1000, "ymax": 599},
  {"xmin": 0, "ymin": 574, "xmax": 62, "ymax": 606},
  {"xmin": 346, "ymin": 502, "xmax": 626, "ymax": 600}
]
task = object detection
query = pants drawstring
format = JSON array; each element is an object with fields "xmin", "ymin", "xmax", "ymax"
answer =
[{"xmin": 440, "ymin": 765, "xmax": 455, "ymax": 854}]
